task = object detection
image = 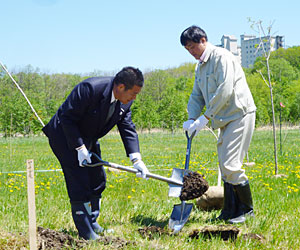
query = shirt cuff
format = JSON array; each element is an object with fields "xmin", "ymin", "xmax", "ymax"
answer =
[
  {"xmin": 75, "ymin": 144, "xmax": 85, "ymax": 151},
  {"xmin": 129, "ymin": 152, "xmax": 141, "ymax": 162}
]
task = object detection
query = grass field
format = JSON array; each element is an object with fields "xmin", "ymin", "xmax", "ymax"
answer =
[{"xmin": 0, "ymin": 128, "xmax": 299, "ymax": 249}]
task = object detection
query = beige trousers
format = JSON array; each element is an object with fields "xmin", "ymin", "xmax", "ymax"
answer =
[{"xmin": 217, "ymin": 112, "xmax": 256, "ymax": 185}]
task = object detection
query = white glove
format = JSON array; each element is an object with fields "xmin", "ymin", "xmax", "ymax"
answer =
[
  {"xmin": 133, "ymin": 160, "xmax": 149, "ymax": 179},
  {"xmin": 76, "ymin": 144, "xmax": 91, "ymax": 167},
  {"xmin": 129, "ymin": 152, "xmax": 149, "ymax": 179},
  {"xmin": 188, "ymin": 115, "xmax": 209, "ymax": 136},
  {"xmin": 183, "ymin": 119, "xmax": 194, "ymax": 131}
]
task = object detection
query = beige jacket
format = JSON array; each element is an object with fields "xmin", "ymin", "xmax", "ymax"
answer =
[{"xmin": 187, "ymin": 42, "xmax": 256, "ymax": 129}]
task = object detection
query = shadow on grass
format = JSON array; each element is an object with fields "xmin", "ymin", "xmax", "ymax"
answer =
[{"xmin": 131, "ymin": 215, "xmax": 169, "ymax": 228}]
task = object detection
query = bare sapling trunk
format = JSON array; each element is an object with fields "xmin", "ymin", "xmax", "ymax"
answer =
[
  {"xmin": 250, "ymin": 19, "xmax": 278, "ymax": 174},
  {"xmin": 266, "ymin": 61, "xmax": 278, "ymax": 175}
]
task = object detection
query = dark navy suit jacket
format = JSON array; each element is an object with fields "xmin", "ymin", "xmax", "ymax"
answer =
[{"xmin": 42, "ymin": 76, "xmax": 140, "ymax": 166}]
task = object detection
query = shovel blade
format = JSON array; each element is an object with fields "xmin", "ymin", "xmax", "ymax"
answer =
[
  {"xmin": 168, "ymin": 168, "xmax": 190, "ymax": 197},
  {"xmin": 169, "ymin": 202, "xmax": 193, "ymax": 233}
]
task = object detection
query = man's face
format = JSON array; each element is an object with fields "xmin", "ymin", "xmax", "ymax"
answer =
[
  {"xmin": 115, "ymin": 84, "xmax": 142, "ymax": 104},
  {"xmin": 184, "ymin": 40, "xmax": 206, "ymax": 60}
]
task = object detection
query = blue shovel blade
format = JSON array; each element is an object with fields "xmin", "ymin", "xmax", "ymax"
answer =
[{"xmin": 169, "ymin": 202, "xmax": 193, "ymax": 233}]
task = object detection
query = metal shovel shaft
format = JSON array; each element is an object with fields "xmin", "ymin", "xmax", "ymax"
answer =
[
  {"xmin": 185, "ymin": 131, "xmax": 195, "ymax": 170},
  {"xmin": 83, "ymin": 153, "xmax": 183, "ymax": 186},
  {"xmin": 107, "ymin": 161, "xmax": 183, "ymax": 186}
]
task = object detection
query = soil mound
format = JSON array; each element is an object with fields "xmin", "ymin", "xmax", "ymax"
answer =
[
  {"xmin": 180, "ymin": 171, "xmax": 209, "ymax": 201},
  {"xmin": 37, "ymin": 227, "xmax": 133, "ymax": 249},
  {"xmin": 37, "ymin": 227, "xmax": 87, "ymax": 249}
]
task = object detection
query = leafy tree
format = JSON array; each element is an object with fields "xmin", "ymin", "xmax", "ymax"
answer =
[
  {"xmin": 272, "ymin": 46, "xmax": 300, "ymax": 69},
  {"xmin": 131, "ymin": 94, "xmax": 160, "ymax": 132},
  {"xmin": 158, "ymin": 84, "xmax": 187, "ymax": 133},
  {"xmin": 245, "ymin": 72, "xmax": 271, "ymax": 125}
]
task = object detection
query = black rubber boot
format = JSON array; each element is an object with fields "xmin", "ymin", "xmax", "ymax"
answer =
[
  {"xmin": 228, "ymin": 181, "xmax": 254, "ymax": 224},
  {"xmin": 90, "ymin": 198, "xmax": 104, "ymax": 233},
  {"xmin": 216, "ymin": 182, "xmax": 236, "ymax": 221},
  {"xmin": 215, "ymin": 182, "xmax": 237, "ymax": 221},
  {"xmin": 71, "ymin": 201, "xmax": 100, "ymax": 240}
]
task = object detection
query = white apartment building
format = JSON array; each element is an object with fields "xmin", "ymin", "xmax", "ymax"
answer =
[
  {"xmin": 217, "ymin": 34, "xmax": 284, "ymax": 68},
  {"xmin": 240, "ymin": 35, "xmax": 284, "ymax": 68}
]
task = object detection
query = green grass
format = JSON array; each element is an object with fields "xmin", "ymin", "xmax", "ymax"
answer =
[{"xmin": 0, "ymin": 129, "xmax": 300, "ymax": 249}]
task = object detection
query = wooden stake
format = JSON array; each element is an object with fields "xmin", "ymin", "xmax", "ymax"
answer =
[{"xmin": 27, "ymin": 159, "xmax": 37, "ymax": 250}]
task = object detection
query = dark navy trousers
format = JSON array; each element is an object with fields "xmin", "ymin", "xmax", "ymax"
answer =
[{"xmin": 48, "ymin": 136, "xmax": 106, "ymax": 203}]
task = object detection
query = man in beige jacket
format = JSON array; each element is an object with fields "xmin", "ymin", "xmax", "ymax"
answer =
[{"xmin": 180, "ymin": 25, "xmax": 256, "ymax": 224}]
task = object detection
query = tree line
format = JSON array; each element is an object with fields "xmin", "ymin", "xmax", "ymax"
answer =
[{"xmin": 0, "ymin": 46, "xmax": 299, "ymax": 136}]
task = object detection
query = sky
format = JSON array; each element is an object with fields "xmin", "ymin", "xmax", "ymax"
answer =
[{"xmin": 1, "ymin": 0, "xmax": 300, "ymax": 75}]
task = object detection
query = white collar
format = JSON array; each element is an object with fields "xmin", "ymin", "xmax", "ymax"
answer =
[{"xmin": 111, "ymin": 90, "xmax": 116, "ymax": 103}]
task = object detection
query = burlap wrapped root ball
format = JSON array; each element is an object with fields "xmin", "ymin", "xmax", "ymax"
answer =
[{"xmin": 196, "ymin": 186, "xmax": 224, "ymax": 211}]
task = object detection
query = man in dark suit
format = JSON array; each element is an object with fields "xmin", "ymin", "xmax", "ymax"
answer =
[{"xmin": 42, "ymin": 66, "xmax": 149, "ymax": 240}]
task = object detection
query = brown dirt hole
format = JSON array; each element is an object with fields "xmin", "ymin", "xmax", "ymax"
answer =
[{"xmin": 180, "ymin": 171, "xmax": 209, "ymax": 201}]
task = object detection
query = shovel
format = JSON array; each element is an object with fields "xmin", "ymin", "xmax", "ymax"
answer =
[
  {"xmin": 169, "ymin": 131, "xmax": 195, "ymax": 234},
  {"xmin": 83, "ymin": 152, "xmax": 184, "ymax": 192}
]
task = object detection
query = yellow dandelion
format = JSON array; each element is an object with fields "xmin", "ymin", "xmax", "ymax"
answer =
[
  {"xmin": 132, "ymin": 189, "xmax": 135, "ymax": 192},
  {"xmin": 9, "ymin": 190, "xmax": 13, "ymax": 193},
  {"xmin": 142, "ymin": 190, "xmax": 145, "ymax": 193},
  {"xmin": 127, "ymin": 195, "xmax": 132, "ymax": 199}
]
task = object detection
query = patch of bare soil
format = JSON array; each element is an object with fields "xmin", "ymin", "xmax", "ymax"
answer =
[
  {"xmin": 37, "ymin": 227, "xmax": 133, "ymax": 249},
  {"xmin": 189, "ymin": 225, "xmax": 240, "ymax": 241},
  {"xmin": 37, "ymin": 227, "xmax": 87, "ymax": 249},
  {"xmin": 138, "ymin": 226, "xmax": 170, "ymax": 240},
  {"xmin": 0, "ymin": 227, "xmax": 132, "ymax": 250},
  {"xmin": 180, "ymin": 172, "xmax": 209, "ymax": 201}
]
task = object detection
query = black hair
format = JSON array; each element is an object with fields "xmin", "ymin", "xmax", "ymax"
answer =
[
  {"xmin": 113, "ymin": 66, "xmax": 144, "ymax": 90},
  {"xmin": 180, "ymin": 25, "xmax": 208, "ymax": 46}
]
